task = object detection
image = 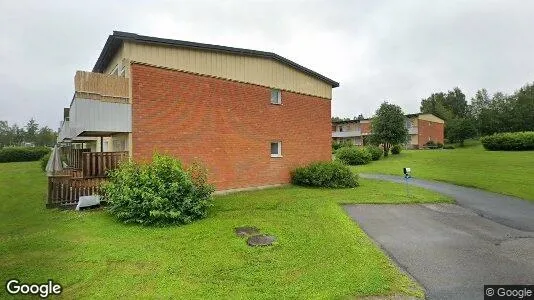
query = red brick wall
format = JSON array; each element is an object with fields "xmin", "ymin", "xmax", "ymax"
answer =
[
  {"xmin": 418, "ymin": 119, "xmax": 444, "ymax": 147},
  {"xmin": 130, "ymin": 64, "xmax": 332, "ymax": 190}
]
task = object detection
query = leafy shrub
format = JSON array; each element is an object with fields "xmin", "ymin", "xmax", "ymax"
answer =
[
  {"xmin": 366, "ymin": 145, "xmax": 382, "ymax": 161},
  {"xmin": 391, "ymin": 144, "xmax": 402, "ymax": 155},
  {"xmin": 40, "ymin": 152, "xmax": 51, "ymax": 172},
  {"xmin": 332, "ymin": 140, "xmax": 353, "ymax": 152},
  {"xmin": 336, "ymin": 146, "xmax": 372, "ymax": 165},
  {"xmin": 425, "ymin": 140, "xmax": 436, "ymax": 147},
  {"xmin": 443, "ymin": 145, "xmax": 455, "ymax": 149},
  {"xmin": 437, "ymin": 142, "xmax": 444, "ymax": 149},
  {"xmin": 0, "ymin": 146, "xmax": 50, "ymax": 163},
  {"xmin": 102, "ymin": 154, "xmax": 215, "ymax": 226},
  {"xmin": 480, "ymin": 132, "xmax": 534, "ymax": 151},
  {"xmin": 291, "ymin": 161, "xmax": 358, "ymax": 188}
]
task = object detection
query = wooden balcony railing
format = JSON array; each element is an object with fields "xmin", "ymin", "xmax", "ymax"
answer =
[
  {"xmin": 74, "ymin": 71, "xmax": 129, "ymax": 102},
  {"xmin": 82, "ymin": 151, "xmax": 129, "ymax": 178},
  {"xmin": 66, "ymin": 148, "xmax": 91, "ymax": 169}
]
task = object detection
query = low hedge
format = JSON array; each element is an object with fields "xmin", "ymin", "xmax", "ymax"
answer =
[
  {"xmin": 480, "ymin": 132, "xmax": 534, "ymax": 151},
  {"xmin": 391, "ymin": 144, "xmax": 402, "ymax": 155},
  {"xmin": 336, "ymin": 146, "xmax": 372, "ymax": 165},
  {"xmin": 291, "ymin": 161, "xmax": 358, "ymax": 188},
  {"xmin": 0, "ymin": 147, "xmax": 51, "ymax": 163},
  {"xmin": 366, "ymin": 145, "xmax": 382, "ymax": 161}
]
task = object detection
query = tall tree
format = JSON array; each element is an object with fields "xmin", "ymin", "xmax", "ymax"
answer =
[
  {"xmin": 36, "ymin": 126, "xmax": 57, "ymax": 146},
  {"xmin": 370, "ymin": 102, "xmax": 409, "ymax": 156},
  {"xmin": 469, "ymin": 88, "xmax": 491, "ymax": 118},
  {"xmin": 420, "ymin": 87, "xmax": 468, "ymax": 121},
  {"xmin": 25, "ymin": 118, "xmax": 39, "ymax": 143},
  {"xmin": 420, "ymin": 92, "xmax": 454, "ymax": 121},
  {"xmin": 11, "ymin": 124, "xmax": 24, "ymax": 145},
  {"xmin": 446, "ymin": 117, "xmax": 477, "ymax": 146},
  {"xmin": 443, "ymin": 87, "xmax": 468, "ymax": 118},
  {"xmin": 0, "ymin": 121, "xmax": 11, "ymax": 147},
  {"xmin": 512, "ymin": 82, "xmax": 534, "ymax": 132}
]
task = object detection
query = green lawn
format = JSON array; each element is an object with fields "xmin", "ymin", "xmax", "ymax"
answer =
[
  {"xmin": 0, "ymin": 162, "xmax": 451, "ymax": 299},
  {"xmin": 354, "ymin": 141, "xmax": 534, "ymax": 201}
]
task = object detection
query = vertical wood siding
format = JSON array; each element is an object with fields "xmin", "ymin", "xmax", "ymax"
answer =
[{"xmin": 116, "ymin": 42, "xmax": 333, "ymax": 99}]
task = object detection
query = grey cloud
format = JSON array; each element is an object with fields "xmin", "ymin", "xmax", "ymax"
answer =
[{"xmin": 1, "ymin": 0, "xmax": 533, "ymax": 127}]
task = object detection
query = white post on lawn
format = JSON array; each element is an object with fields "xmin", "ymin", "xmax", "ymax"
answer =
[{"xmin": 403, "ymin": 167, "xmax": 411, "ymax": 198}]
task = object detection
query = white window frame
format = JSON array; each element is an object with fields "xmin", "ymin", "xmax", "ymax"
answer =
[
  {"xmin": 270, "ymin": 89, "xmax": 282, "ymax": 105},
  {"xmin": 119, "ymin": 66, "xmax": 126, "ymax": 77},
  {"xmin": 110, "ymin": 64, "xmax": 119, "ymax": 76},
  {"xmin": 270, "ymin": 141, "xmax": 282, "ymax": 158}
]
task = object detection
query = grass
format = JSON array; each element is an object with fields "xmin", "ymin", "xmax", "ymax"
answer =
[
  {"xmin": 0, "ymin": 162, "xmax": 451, "ymax": 299},
  {"xmin": 354, "ymin": 140, "xmax": 534, "ymax": 201}
]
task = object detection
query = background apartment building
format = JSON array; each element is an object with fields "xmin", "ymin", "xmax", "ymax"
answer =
[{"xmin": 332, "ymin": 113, "xmax": 444, "ymax": 148}]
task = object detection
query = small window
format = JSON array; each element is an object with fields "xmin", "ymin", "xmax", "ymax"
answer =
[
  {"xmin": 270, "ymin": 89, "xmax": 281, "ymax": 104},
  {"xmin": 270, "ymin": 141, "xmax": 282, "ymax": 157}
]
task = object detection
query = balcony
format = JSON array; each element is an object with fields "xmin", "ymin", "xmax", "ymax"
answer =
[
  {"xmin": 60, "ymin": 71, "xmax": 131, "ymax": 138},
  {"xmin": 74, "ymin": 71, "xmax": 129, "ymax": 102},
  {"xmin": 69, "ymin": 98, "xmax": 131, "ymax": 137},
  {"xmin": 332, "ymin": 130, "xmax": 362, "ymax": 138}
]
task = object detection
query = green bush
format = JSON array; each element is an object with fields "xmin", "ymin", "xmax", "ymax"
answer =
[
  {"xmin": 102, "ymin": 154, "xmax": 215, "ymax": 226},
  {"xmin": 480, "ymin": 132, "xmax": 534, "ymax": 151},
  {"xmin": 332, "ymin": 140, "xmax": 353, "ymax": 152},
  {"xmin": 0, "ymin": 146, "xmax": 50, "ymax": 163},
  {"xmin": 443, "ymin": 145, "xmax": 455, "ymax": 149},
  {"xmin": 366, "ymin": 145, "xmax": 382, "ymax": 161},
  {"xmin": 40, "ymin": 152, "xmax": 51, "ymax": 172},
  {"xmin": 336, "ymin": 146, "xmax": 372, "ymax": 165},
  {"xmin": 291, "ymin": 161, "xmax": 358, "ymax": 188},
  {"xmin": 425, "ymin": 140, "xmax": 436, "ymax": 147},
  {"xmin": 437, "ymin": 142, "xmax": 444, "ymax": 149},
  {"xmin": 391, "ymin": 144, "xmax": 402, "ymax": 155}
]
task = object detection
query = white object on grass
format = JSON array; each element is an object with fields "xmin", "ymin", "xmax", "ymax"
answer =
[{"xmin": 76, "ymin": 195, "xmax": 101, "ymax": 210}]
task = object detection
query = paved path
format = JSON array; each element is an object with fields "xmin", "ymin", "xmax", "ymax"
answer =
[
  {"xmin": 345, "ymin": 174, "xmax": 534, "ymax": 300},
  {"xmin": 360, "ymin": 173, "xmax": 534, "ymax": 231}
]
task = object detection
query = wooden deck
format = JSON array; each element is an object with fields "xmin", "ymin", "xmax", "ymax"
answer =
[{"xmin": 46, "ymin": 151, "xmax": 128, "ymax": 208}]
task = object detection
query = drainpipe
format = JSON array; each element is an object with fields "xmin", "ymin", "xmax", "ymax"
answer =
[{"xmin": 100, "ymin": 136, "xmax": 103, "ymax": 152}]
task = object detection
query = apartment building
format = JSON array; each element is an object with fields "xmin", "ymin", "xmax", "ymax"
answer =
[
  {"xmin": 56, "ymin": 31, "xmax": 339, "ymax": 191},
  {"xmin": 332, "ymin": 113, "xmax": 444, "ymax": 148}
]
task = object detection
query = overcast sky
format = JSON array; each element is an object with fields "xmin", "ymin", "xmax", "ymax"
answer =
[{"xmin": 1, "ymin": 0, "xmax": 533, "ymax": 128}]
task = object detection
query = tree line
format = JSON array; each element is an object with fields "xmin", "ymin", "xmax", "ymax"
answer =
[
  {"xmin": 420, "ymin": 81, "xmax": 534, "ymax": 145},
  {"xmin": 0, "ymin": 118, "xmax": 57, "ymax": 148}
]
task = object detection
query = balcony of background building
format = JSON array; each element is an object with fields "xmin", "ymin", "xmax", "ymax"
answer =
[{"xmin": 332, "ymin": 130, "xmax": 362, "ymax": 138}]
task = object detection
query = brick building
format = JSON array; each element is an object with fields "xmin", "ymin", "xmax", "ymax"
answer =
[
  {"xmin": 57, "ymin": 31, "xmax": 339, "ymax": 191},
  {"xmin": 332, "ymin": 113, "xmax": 444, "ymax": 149}
]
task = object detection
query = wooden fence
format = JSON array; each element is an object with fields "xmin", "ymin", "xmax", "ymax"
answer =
[
  {"xmin": 47, "ymin": 176, "xmax": 107, "ymax": 208},
  {"xmin": 82, "ymin": 151, "xmax": 128, "ymax": 178}
]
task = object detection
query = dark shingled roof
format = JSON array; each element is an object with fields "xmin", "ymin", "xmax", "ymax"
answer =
[{"xmin": 92, "ymin": 31, "xmax": 339, "ymax": 88}]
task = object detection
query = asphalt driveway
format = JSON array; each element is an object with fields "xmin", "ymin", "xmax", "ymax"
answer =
[
  {"xmin": 345, "ymin": 175, "xmax": 534, "ymax": 300},
  {"xmin": 361, "ymin": 174, "xmax": 534, "ymax": 231}
]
